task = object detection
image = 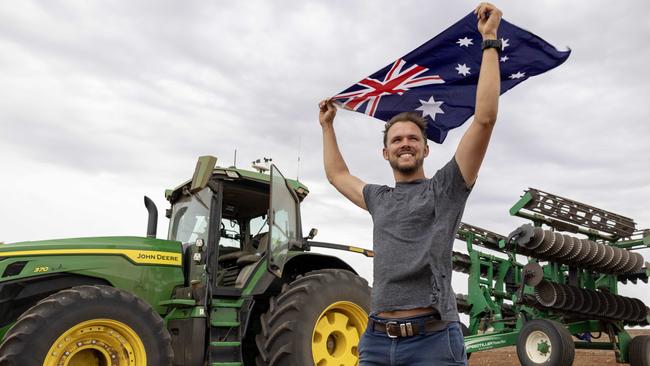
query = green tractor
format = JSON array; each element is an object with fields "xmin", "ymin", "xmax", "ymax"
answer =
[{"xmin": 0, "ymin": 156, "xmax": 373, "ymax": 366}]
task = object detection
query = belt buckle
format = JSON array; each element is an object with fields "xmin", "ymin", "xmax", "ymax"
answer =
[{"xmin": 385, "ymin": 321, "xmax": 400, "ymax": 338}]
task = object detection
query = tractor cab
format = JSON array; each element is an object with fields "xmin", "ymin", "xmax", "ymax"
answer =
[{"xmin": 165, "ymin": 156, "xmax": 309, "ymax": 294}]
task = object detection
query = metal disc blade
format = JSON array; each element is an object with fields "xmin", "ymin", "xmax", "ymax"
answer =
[
  {"xmin": 555, "ymin": 234, "xmax": 575, "ymax": 261},
  {"xmin": 536, "ymin": 229, "xmax": 556, "ymax": 254},
  {"xmin": 574, "ymin": 238, "xmax": 592, "ymax": 263},
  {"xmin": 586, "ymin": 290, "xmax": 604, "ymax": 316},
  {"xmin": 562, "ymin": 285, "xmax": 578, "ymax": 311},
  {"xmin": 602, "ymin": 292, "xmax": 618, "ymax": 318},
  {"xmin": 622, "ymin": 252, "xmax": 639, "ymax": 273},
  {"xmin": 576, "ymin": 288, "xmax": 593, "ymax": 314},
  {"xmin": 589, "ymin": 243, "xmax": 607, "ymax": 268},
  {"xmin": 594, "ymin": 291, "xmax": 610, "ymax": 316},
  {"xmin": 621, "ymin": 297, "xmax": 636, "ymax": 321},
  {"xmin": 631, "ymin": 253, "xmax": 645, "ymax": 273},
  {"xmin": 535, "ymin": 280, "xmax": 557, "ymax": 307},
  {"xmin": 523, "ymin": 262, "xmax": 544, "ymax": 287},
  {"xmin": 546, "ymin": 232, "xmax": 565, "ymax": 258},
  {"xmin": 564, "ymin": 236, "xmax": 583, "ymax": 261},
  {"xmin": 581, "ymin": 241, "xmax": 600, "ymax": 266},
  {"xmin": 616, "ymin": 249, "xmax": 631, "ymax": 272},
  {"xmin": 606, "ymin": 247, "xmax": 623, "ymax": 273},
  {"xmin": 614, "ymin": 294, "xmax": 627, "ymax": 320},
  {"xmin": 632, "ymin": 297, "xmax": 648, "ymax": 322},
  {"xmin": 552, "ymin": 283, "xmax": 568, "ymax": 309},
  {"xmin": 596, "ymin": 245, "xmax": 616, "ymax": 270}
]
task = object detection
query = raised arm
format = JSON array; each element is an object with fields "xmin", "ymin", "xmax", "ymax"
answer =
[
  {"xmin": 319, "ymin": 99, "xmax": 368, "ymax": 210},
  {"xmin": 455, "ymin": 2, "xmax": 502, "ymax": 187}
]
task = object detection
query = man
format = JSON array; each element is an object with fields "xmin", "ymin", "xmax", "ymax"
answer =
[{"xmin": 318, "ymin": 3, "xmax": 502, "ymax": 365}]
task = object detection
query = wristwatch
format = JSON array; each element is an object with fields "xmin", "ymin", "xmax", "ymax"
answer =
[{"xmin": 481, "ymin": 39, "xmax": 502, "ymax": 52}]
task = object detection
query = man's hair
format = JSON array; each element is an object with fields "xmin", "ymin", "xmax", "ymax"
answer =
[{"xmin": 382, "ymin": 112, "xmax": 428, "ymax": 147}]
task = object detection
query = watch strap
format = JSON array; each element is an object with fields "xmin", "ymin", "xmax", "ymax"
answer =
[{"xmin": 481, "ymin": 39, "xmax": 502, "ymax": 52}]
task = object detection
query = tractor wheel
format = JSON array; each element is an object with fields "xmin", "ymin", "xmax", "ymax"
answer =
[
  {"xmin": 256, "ymin": 269, "xmax": 371, "ymax": 366},
  {"xmin": 0, "ymin": 285, "xmax": 173, "ymax": 366},
  {"xmin": 516, "ymin": 319, "xmax": 575, "ymax": 366},
  {"xmin": 629, "ymin": 335, "xmax": 650, "ymax": 366}
]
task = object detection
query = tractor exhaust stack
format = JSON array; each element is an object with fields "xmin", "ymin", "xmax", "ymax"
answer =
[{"xmin": 144, "ymin": 196, "xmax": 158, "ymax": 238}]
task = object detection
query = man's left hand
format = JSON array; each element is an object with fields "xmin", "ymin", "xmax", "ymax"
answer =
[{"xmin": 474, "ymin": 2, "xmax": 502, "ymax": 40}]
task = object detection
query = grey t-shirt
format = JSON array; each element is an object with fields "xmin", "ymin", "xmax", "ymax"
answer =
[{"xmin": 363, "ymin": 157, "xmax": 471, "ymax": 321}]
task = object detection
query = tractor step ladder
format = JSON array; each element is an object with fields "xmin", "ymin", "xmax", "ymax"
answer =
[{"xmin": 210, "ymin": 298, "xmax": 245, "ymax": 365}]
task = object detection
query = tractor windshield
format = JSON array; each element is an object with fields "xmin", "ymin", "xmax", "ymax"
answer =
[{"xmin": 168, "ymin": 187, "xmax": 212, "ymax": 244}]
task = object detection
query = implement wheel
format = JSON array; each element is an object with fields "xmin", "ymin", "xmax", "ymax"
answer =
[
  {"xmin": 0, "ymin": 285, "xmax": 173, "ymax": 366},
  {"xmin": 629, "ymin": 335, "xmax": 650, "ymax": 366},
  {"xmin": 256, "ymin": 269, "xmax": 370, "ymax": 366},
  {"xmin": 516, "ymin": 319, "xmax": 574, "ymax": 366}
]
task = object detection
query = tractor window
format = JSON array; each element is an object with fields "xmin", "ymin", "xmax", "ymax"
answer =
[
  {"xmin": 219, "ymin": 218, "xmax": 241, "ymax": 249},
  {"xmin": 249, "ymin": 215, "xmax": 269, "ymax": 237},
  {"xmin": 168, "ymin": 187, "xmax": 212, "ymax": 244}
]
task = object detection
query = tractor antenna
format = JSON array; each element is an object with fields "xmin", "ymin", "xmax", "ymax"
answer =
[
  {"xmin": 297, "ymin": 136, "xmax": 302, "ymax": 181},
  {"xmin": 233, "ymin": 148, "xmax": 237, "ymax": 168}
]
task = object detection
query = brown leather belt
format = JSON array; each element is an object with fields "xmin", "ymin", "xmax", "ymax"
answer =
[{"xmin": 369, "ymin": 317, "xmax": 451, "ymax": 338}]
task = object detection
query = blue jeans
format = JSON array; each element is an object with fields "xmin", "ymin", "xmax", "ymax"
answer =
[{"xmin": 358, "ymin": 315, "xmax": 467, "ymax": 366}]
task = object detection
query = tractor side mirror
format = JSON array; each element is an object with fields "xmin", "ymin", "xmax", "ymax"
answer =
[{"xmin": 306, "ymin": 228, "xmax": 318, "ymax": 240}]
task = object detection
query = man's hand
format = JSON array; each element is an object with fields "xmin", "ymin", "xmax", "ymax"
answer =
[
  {"xmin": 474, "ymin": 2, "xmax": 502, "ymax": 40},
  {"xmin": 319, "ymin": 99, "xmax": 337, "ymax": 127}
]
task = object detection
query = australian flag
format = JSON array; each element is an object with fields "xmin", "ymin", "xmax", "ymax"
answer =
[{"xmin": 332, "ymin": 12, "xmax": 570, "ymax": 143}]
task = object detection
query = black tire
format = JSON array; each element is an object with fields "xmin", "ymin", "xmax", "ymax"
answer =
[
  {"xmin": 516, "ymin": 319, "xmax": 575, "ymax": 366},
  {"xmin": 0, "ymin": 285, "xmax": 173, "ymax": 366},
  {"xmin": 629, "ymin": 335, "xmax": 650, "ymax": 366},
  {"xmin": 256, "ymin": 269, "xmax": 371, "ymax": 366}
]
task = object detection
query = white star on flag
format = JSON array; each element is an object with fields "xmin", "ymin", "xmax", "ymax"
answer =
[
  {"xmin": 501, "ymin": 38, "xmax": 510, "ymax": 49},
  {"xmin": 500, "ymin": 55, "xmax": 509, "ymax": 62},
  {"xmin": 416, "ymin": 96, "xmax": 445, "ymax": 121},
  {"xmin": 455, "ymin": 63, "xmax": 471, "ymax": 76},
  {"xmin": 509, "ymin": 71, "xmax": 525, "ymax": 79},
  {"xmin": 456, "ymin": 37, "xmax": 473, "ymax": 47}
]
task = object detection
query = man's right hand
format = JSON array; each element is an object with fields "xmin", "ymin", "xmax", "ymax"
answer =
[
  {"xmin": 319, "ymin": 99, "xmax": 337, "ymax": 127},
  {"xmin": 319, "ymin": 97, "xmax": 368, "ymax": 210}
]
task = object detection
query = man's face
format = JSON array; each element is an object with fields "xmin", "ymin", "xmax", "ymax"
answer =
[{"xmin": 382, "ymin": 121, "xmax": 429, "ymax": 174}]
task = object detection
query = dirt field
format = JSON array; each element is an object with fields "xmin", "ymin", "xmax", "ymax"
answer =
[{"xmin": 468, "ymin": 329, "xmax": 649, "ymax": 366}]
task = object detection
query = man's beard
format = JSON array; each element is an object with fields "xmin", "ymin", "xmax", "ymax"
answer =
[{"xmin": 389, "ymin": 155, "xmax": 424, "ymax": 174}]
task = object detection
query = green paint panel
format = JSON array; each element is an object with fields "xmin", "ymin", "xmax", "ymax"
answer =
[
  {"xmin": 211, "ymin": 341, "xmax": 241, "ymax": 347},
  {"xmin": 212, "ymin": 363, "xmax": 242, "ymax": 366},
  {"xmin": 0, "ymin": 236, "xmax": 181, "ymax": 252},
  {"xmin": 211, "ymin": 307, "xmax": 238, "ymax": 326},
  {"xmin": 0, "ymin": 253, "xmax": 183, "ymax": 315},
  {"xmin": 509, "ymin": 191, "xmax": 533, "ymax": 216},
  {"xmin": 464, "ymin": 331, "xmax": 519, "ymax": 353}
]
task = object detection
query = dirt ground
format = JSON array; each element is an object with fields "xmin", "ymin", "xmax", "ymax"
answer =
[{"xmin": 468, "ymin": 329, "xmax": 649, "ymax": 366}]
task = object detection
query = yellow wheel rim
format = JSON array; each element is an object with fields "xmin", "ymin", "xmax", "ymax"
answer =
[
  {"xmin": 44, "ymin": 319, "xmax": 146, "ymax": 366},
  {"xmin": 312, "ymin": 301, "xmax": 368, "ymax": 366}
]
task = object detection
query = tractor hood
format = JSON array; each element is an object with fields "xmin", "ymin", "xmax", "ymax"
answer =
[{"xmin": 0, "ymin": 236, "xmax": 183, "ymax": 266}]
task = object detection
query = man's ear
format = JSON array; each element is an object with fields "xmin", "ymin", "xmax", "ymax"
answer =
[
  {"xmin": 424, "ymin": 143, "xmax": 429, "ymax": 158},
  {"xmin": 382, "ymin": 147, "xmax": 389, "ymax": 161}
]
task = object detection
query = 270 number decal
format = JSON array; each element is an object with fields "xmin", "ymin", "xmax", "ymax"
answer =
[{"xmin": 33, "ymin": 266, "xmax": 49, "ymax": 273}]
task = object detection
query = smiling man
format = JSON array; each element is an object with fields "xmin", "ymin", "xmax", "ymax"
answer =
[{"xmin": 318, "ymin": 3, "xmax": 502, "ymax": 365}]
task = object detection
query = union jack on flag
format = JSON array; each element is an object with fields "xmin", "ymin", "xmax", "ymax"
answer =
[
  {"xmin": 334, "ymin": 59, "xmax": 445, "ymax": 117},
  {"xmin": 332, "ymin": 12, "xmax": 570, "ymax": 143}
]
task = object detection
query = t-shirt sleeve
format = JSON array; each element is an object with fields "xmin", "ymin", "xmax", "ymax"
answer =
[
  {"xmin": 362, "ymin": 184, "xmax": 383, "ymax": 214},
  {"xmin": 431, "ymin": 156, "xmax": 472, "ymax": 201}
]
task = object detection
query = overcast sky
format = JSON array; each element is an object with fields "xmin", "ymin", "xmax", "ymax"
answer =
[{"xmin": 1, "ymin": 1, "xmax": 649, "ymax": 313}]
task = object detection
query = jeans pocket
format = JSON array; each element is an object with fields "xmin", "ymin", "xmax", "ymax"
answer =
[{"xmin": 446, "ymin": 323, "xmax": 466, "ymax": 363}]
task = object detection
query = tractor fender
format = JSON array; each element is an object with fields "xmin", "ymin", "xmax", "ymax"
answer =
[
  {"xmin": 282, "ymin": 252, "xmax": 357, "ymax": 281},
  {"xmin": 0, "ymin": 273, "xmax": 110, "ymax": 334}
]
